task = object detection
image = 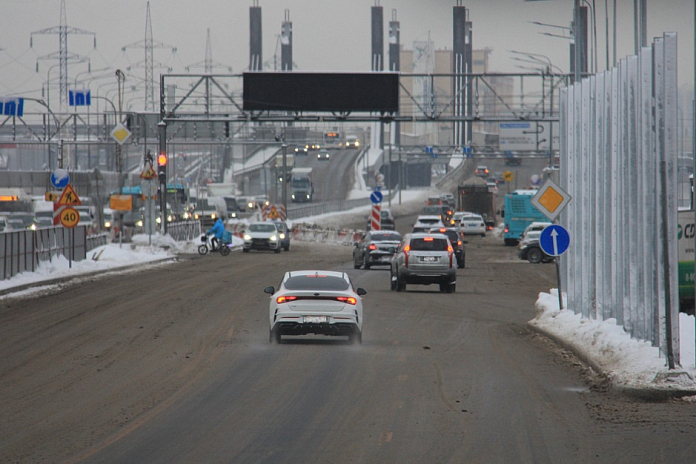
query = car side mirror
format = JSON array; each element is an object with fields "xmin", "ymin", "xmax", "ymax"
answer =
[
  {"xmin": 263, "ymin": 286, "xmax": 275, "ymax": 295},
  {"xmin": 357, "ymin": 288, "xmax": 367, "ymax": 296}
]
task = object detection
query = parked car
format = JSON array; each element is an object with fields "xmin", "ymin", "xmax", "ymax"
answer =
[
  {"xmin": 412, "ymin": 215, "xmax": 444, "ymax": 233},
  {"xmin": 353, "ymin": 230, "xmax": 402, "ymax": 269},
  {"xmin": 390, "ymin": 233, "xmax": 457, "ymax": 293},
  {"xmin": 243, "ymin": 221, "xmax": 282, "ymax": 253},
  {"xmin": 366, "ymin": 208, "xmax": 395, "ymax": 230},
  {"xmin": 264, "ymin": 270, "xmax": 366, "ymax": 344},
  {"xmin": 459, "ymin": 213, "xmax": 486, "ymax": 237},
  {"xmin": 518, "ymin": 239, "xmax": 554, "ymax": 263},
  {"xmin": 429, "ymin": 227, "xmax": 466, "ymax": 268}
]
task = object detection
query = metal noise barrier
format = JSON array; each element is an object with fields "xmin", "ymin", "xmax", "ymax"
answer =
[{"xmin": 559, "ymin": 32, "xmax": 679, "ymax": 362}]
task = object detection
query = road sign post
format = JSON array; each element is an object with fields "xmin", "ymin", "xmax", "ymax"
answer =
[{"xmin": 539, "ymin": 224, "xmax": 571, "ymax": 311}]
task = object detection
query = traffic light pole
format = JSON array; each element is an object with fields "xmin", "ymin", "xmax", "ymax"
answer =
[{"xmin": 158, "ymin": 120, "xmax": 167, "ymax": 235}]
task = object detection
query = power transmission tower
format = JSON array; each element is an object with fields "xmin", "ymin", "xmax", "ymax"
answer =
[
  {"xmin": 31, "ymin": 0, "xmax": 95, "ymax": 110},
  {"xmin": 121, "ymin": 2, "xmax": 177, "ymax": 111}
]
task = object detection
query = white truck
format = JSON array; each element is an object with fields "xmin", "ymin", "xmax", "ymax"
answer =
[{"xmin": 290, "ymin": 167, "xmax": 314, "ymax": 203}]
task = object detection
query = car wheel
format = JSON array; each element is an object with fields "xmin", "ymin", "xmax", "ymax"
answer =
[
  {"xmin": 390, "ymin": 272, "xmax": 397, "ymax": 291},
  {"xmin": 197, "ymin": 245, "xmax": 208, "ymax": 255},
  {"xmin": 284, "ymin": 245, "xmax": 289, "ymax": 251},
  {"xmin": 439, "ymin": 282, "xmax": 448, "ymax": 293},
  {"xmin": 527, "ymin": 248, "xmax": 543, "ymax": 264},
  {"xmin": 270, "ymin": 328, "xmax": 282, "ymax": 343},
  {"xmin": 448, "ymin": 282, "xmax": 456, "ymax": 293},
  {"xmin": 220, "ymin": 245, "xmax": 230, "ymax": 256},
  {"xmin": 457, "ymin": 257, "xmax": 464, "ymax": 269},
  {"xmin": 481, "ymin": 233, "xmax": 486, "ymax": 237},
  {"xmin": 396, "ymin": 274, "xmax": 406, "ymax": 292},
  {"xmin": 363, "ymin": 256, "xmax": 371, "ymax": 270},
  {"xmin": 275, "ymin": 246, "xmax": 281, "ymax": 254},
  {"xmin": 242, "ymin": 248, "xmax": 250, "ymax": 253},
  {"xmin": 350, "ymin": 330, "xmax": 363, "ymax": 345}
]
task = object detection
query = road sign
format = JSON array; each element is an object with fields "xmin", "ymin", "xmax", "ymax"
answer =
[
  {"xmin": 140, "ymin": 165, "xmax": 157, "ymax": 179},
  {"xmin": 50, "ymin": 168, "xmax": 70, "ymax": 189},
  {"xmin": 68, "ymin": 89, "xmax": 91, "ymax": 106},
  {"xmin": 503, "ymin": 171, "xmax": 514, "ymax": 182},
  {"xmin": 370, "ymin": 203, "xmax": 381, "ymax": 230},
  {"xmin": 539, "ymin": 224, "xmax": 570, "ymax": 257},
  {"xmin": 45, "ymin": 191, "xmax": 61, "ymax": 202},
  {"xmin": 111, "ymin": 123, "xmax": 132, "ymax": 145},
  {"xmin": 531, "ymin": 178, "xmax": 571, "ymax": 222},
  {"xmin": 0, "ymin": 97, "xmax": 24, "ymax": 117},
  {"xmin": 57, "ymin": 184, "xmax": 82, "ymax": 206},
  {"xmin": 370, "ymin": 190, "xmax": 383, "ymax": 204},
  {"xmin": 59, "ymin": 207, "xmax": 80, "ymax": 228}
]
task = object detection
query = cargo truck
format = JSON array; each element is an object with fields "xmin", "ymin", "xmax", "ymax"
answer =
[
  {"xmin": 457, "ymin": 177, "xmax": 497, "ymax": 230},
  {"xmin": 290, "ymin": 167, "xmax": 314, "ymax": 202}
]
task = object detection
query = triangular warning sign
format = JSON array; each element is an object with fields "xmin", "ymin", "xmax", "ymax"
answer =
[
  {"xmin": 57, "ymin": 184, "xmax": 82, "ymax": 206},
  {"xmin": 268, "ymin": 206, "xmax": 279, "ymax": 219},
  {"xmin": 140, "ymin": 165, "xmax": 157, "ymax": 179}
]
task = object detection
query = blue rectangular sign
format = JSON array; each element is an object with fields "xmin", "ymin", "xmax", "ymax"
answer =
[
  {"xmin": 69, "ymin": 89, "xmax": 91, "ymax": 107},
  {"xmin": 0, "ymin": 98, "xmax": 24, "ymax": 117}
]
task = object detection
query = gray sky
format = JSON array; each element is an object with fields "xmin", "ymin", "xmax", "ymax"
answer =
[{"xmin": 1, "ymin": 0, "xmax": 694, "ymax": 108}]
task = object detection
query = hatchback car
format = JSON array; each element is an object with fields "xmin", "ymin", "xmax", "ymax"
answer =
[
  {"xmin": 243, "ymin": 222, "xmax": 282, "ymax": 253},
  {"xmin": 390, "ymin": 233, "xmax": 457, "ymax": 293},
  {"xmin": 353, "ymin": 230, "xmax": 402, "ymax": 269},
  {"xmin": 459, "ymin": 213, "xmax": 486, "ymax": 237},
  {"xmin": 264, "ymin": 270, "xmax": 366, "ymax": 344}
]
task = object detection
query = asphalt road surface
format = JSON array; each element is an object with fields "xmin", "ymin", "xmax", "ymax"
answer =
[{"xmin": 4, "ymin": 225, "xmax": 696, "ymax": 463}]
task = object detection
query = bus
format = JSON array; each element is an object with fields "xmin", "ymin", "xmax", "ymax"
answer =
[
  {"xmin": 323, "ymin": 131, "xmax": 343, "ymax": 149},
  {"xmin": 110, "ymin": 183, "xmax": 189, "ymax": 213},
  {"xmin": 502, "ymin": 189, "xmax": 547, "ymax": 246}
]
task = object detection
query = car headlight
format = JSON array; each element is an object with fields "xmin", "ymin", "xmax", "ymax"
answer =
[
  {"xmin": 156, "ymin": 217, "xmax": 162, "ymax": 224},
  {"xmin": 243, "ymin": 234, "xmax": 251, "ymax": 241},
  {"xmin": 355, "ymin": 141, "xmax": 359, "ymax": 146},
  {"xmin": 183, "ymin": 212, "xmax": 190, "ymax": 219},
  {"xmin": 167, "ymin": 215, "xmax": 174, "ymax": 222},
  {"xmin": 30, "ymin": 224, "xmax": 37, "ymax": 231},
  {"xmin": 279, "ymin": 233, "xmax": 285, "ymax": 239},
  {"xmin": 104, "ymin": 221, "xmax": 112, "ymax": 228},
  {"xmin": 136, "ymin": 220, "xmax": 143, "ymax": 227},
  {"xmin": 211, "ymin": 213, "xmax": 217, "ymax": 219},
  {"xmin": 231, "ymin": 212, "xmax": 237, "ymax": 218},
  {"xmin": 270, "ymin": 235, "xmax": 277, "ymax": 241},
  {"xmin": 291, "ymin": 194, "xmax": 296, "ymax": 199},
  {"xmin": 194, "ymin": 213, "xmax": 200, "ymax": 219},
  {"xmin": 248, "ymin": 202, "xmax": 253, "ymax": 209},
  {"xmin": 305, "ymin": 194, "xmax": 310, "ymax": 199}
]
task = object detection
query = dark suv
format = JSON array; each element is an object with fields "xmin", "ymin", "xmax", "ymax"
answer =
[
  {"xmin": 429, "ymin": 227, "xmax": 466, "ymax": 268},
  {"xmin": 353, "ymin": 230, "xmax": 402, "ymax": 269},
  {"xmin": 390, "ymin": 233, "xmax": 457, "ymax": 293}
]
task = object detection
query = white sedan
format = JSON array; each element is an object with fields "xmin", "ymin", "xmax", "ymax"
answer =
[
  {"xmin": 264, "ymin": 270, "xmax": 366, "ymax": 344},
  {"xmin": 459, "ymin": 214, "xmax": 486, "ymax": 237}
]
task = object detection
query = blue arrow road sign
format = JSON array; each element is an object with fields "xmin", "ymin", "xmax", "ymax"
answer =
[
  {"xmin": 69, "ymin": 89, "xmax": 91, "ymax": 106},
  {"xmin": 370, "ymin": 190, "xmax": 383, "ymax": 204},
  {"xmin": 50, "ymin": 168, "xmax": 70, "ymax": 189},
  {"xmin": 539, "ymin": 224, "xmax": 570, "ymax": 257},
  {"xmin": 0, "ymin": 98, "xmax": 24, "ymax": 117}
]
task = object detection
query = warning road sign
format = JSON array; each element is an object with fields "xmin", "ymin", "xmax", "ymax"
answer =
[{"xmin": 57, "ymin": 184, "xmax": 82, "ymax": 206}]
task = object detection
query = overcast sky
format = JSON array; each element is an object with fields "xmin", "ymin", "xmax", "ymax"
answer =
[{"xmin": 1, "ymin": 0, "xmax": 694, "ymax": 106}]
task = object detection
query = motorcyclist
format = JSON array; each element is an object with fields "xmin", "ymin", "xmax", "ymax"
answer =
[{"xmin": 206, "ymin": 217, "xmax": 226, "ymax": 251}]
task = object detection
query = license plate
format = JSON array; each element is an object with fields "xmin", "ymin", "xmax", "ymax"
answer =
[
  {"xmin": 304, "ymin": 315, "xmax": 328, "ymax": 324},
  {"xmin": 421, "ymin": 256, "xmax": 437, "ymax": 262}
]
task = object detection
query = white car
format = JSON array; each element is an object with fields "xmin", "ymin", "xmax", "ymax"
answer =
[
  {"xmin": 452, "ymin": 211, "xmax": 472, "ymax": 227},
  {"xmin": 412, "ymin": 215, "xmax": 444, "ymax": 233},
  {"xmin": 264, "ymin": 270, "xmax": 367, "ymax": 343},
  {"xmin": 459, "ymin": 213, "xmax": 486, "ymax": 237},
  {"xmin": 243, "ymin": 222, "xmax": 282, "ymax": 253}
]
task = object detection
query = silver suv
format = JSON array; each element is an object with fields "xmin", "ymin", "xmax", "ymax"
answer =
[{"xmin": 390, "ymin": 233, "xmax": 457, "ymax": 293}]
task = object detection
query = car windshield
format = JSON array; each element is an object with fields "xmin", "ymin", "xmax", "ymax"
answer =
[
  {"xmin": 249, "ymin": 223, "xmax": 276, "ymax": 232},
  {"xmin": 284, "ymin": 275, "xmax": 350, "ymax": 291},
  {"xmin": 371, "ymin": 232, "xmax": 401, "ymax": 242},
  {"xmin": 411, "ymin": 237, "xmax": 449, "ymax": 251},
  {"xmin": 418, "ymin": 218, "xmax": 440, "ymax": 224},
  {"xmin": 462, "ymin": 215, "xmax": 482, "ymax": 221}
]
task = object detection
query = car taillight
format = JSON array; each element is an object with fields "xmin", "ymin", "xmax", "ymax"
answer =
[
  {"xmin": 368, "ymin": 244, "xmax": 377, "ymax": 250},
  {"xmin": 277, "ymin": 296, "xmax": 297, "ymax": 304},
  {"xmin": 404, "ymin": 244, "xmax": 410, "ymax": 266},
  {"xmin": 336, "ymin": 297, "xmax": 357, "ymax": 305},
  {"xmin": 504, "ymin": 225, "xmax": 509, "ymax": 233}
]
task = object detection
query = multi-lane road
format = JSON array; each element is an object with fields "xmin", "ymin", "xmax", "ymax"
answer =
[{"xmin": 3, "ymin": 212, "xmax": 696, "ymax": 463}]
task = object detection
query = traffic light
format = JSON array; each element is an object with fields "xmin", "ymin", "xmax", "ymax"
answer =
[{"xmin": 157, "ymin": 152, "xmax": 167, "ymax": 183}]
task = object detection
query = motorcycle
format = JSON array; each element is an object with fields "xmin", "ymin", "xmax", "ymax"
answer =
[{"xmin": 198, "ymin": 234, "xmax": 231, "ymax": 256}]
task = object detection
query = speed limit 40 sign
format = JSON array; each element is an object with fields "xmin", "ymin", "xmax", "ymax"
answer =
[{"xmin": 60, "ymin": 207, "xmax": 80, "ymax": 228}]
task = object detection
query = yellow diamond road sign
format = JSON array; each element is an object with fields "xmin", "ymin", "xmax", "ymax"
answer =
[
  {"xmin": 531, "ymin": 178, "xmax": 571, "ymax": 222},
  {"xmin": 110, "ymin": 123, "xmax": 132, "ymax": 145}
]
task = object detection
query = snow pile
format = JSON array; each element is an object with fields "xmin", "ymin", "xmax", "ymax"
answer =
[{"xmin": 531, "ymin": 290, "xmax": 696, "ymax": 395}]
